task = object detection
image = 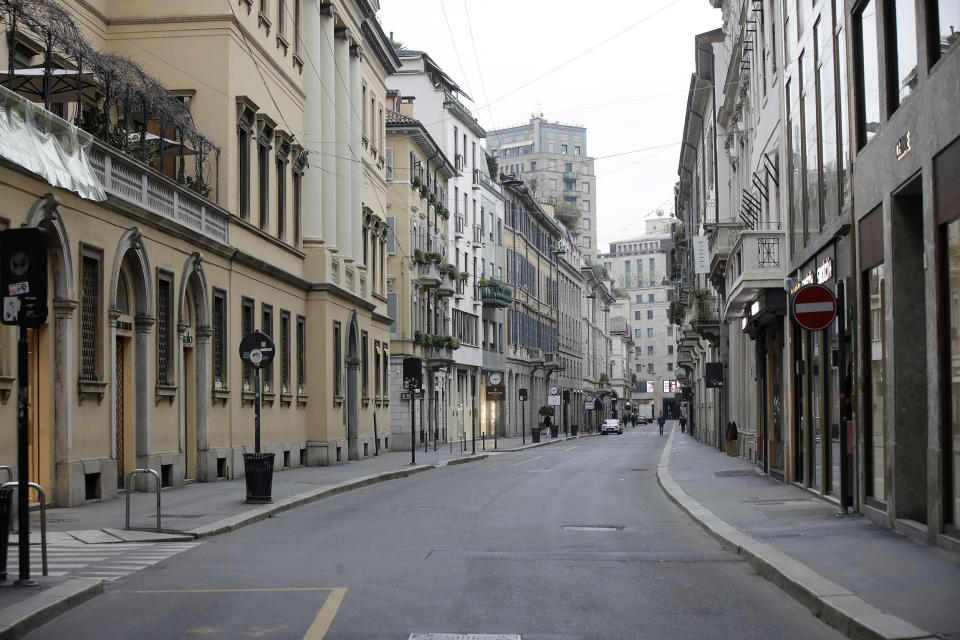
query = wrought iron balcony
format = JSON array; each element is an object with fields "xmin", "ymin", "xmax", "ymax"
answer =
[
  {"xmin": 480, "ymin": 280, "xmax": 512, "ymax": 308},
  {"xmin": 724, "ymin": 229, "xmax": 787, "ymax": 319}
]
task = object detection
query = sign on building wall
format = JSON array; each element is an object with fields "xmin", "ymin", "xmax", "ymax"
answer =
[
  {"xmin": 692, "ymin": 235, "xmax": 709, "ymax": 274},
  {"xmin": 646, "ymin": 381, "xmax": 655, "ymax": 393}
]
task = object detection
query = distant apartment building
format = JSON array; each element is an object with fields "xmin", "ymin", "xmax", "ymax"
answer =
[
  {"xmin": 487, "ymin": 116, "xmax": 598, "ymax": 259},
  {"xmin": 599, "ymin": 212, "xmax": 679, "ymax": 416}
]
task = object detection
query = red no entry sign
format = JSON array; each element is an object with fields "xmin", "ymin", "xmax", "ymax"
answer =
[{"xmin": 791, "ymin": 284, "xmax": 837, "ymax": 330}]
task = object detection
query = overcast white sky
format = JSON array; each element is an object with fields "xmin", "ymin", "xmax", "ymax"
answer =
[{"xmin": 377, "ymin": 0, "xmax": 722, "ymax": 251}]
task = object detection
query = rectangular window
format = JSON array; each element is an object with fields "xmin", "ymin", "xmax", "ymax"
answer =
[
  {"xmin": 668, "ymin": 345, "xmax": 674, "ymax": 354},
  {"xmin": 238, "ymin": 130, "xmax": 250, "ymax": 220},
  {"xmin": 80, "ymin": 251, "xmax": 101, "ymax": 380},
  {"xmin": 280, "ymin": 311, "xmax": 290, "ymax": 394},
  {"xmin": 156, "ymin": 272, "xmax": 173, "ymax": 385},
  {"xmin": 361, "ymin": 330, "xmax": 369, "ymax": 398},
  {"xmin": 293, "ymin": 163, "xmax": 303, "ymax": 247},
  {"xmin": 945, "ymin": 218, "xmax": 960, "ymax": 526},
  {"xmin": 259, "ymin": 140, "xmax": 270, "ymax": 231},
  {"xmin": 931, "ymin": 0, "xmax": 960, "ymax": 63},
  {"xmin": 636, "ymin": 295, "xmax": 642, "ymax": 303},
  {"xmin": 293, "ymin": 0, "xmax": 301, "ymax": 55},
  {"xmin": 634, "ymin": 311, "xmax": 641, "ymax": 320},
  {"xmin": 647, "ymin": 345, "xmax": 654, "ymax": 355},
  {"xmin": 333, "ymin": 321, "xmax": 342, "ymax": 397},
  {"xmin": 855, "ymin": 0, "xmax": 881, "ymax": 148},
  {"xmin": 647, "ymin": 328, "xmax": 654, "ymax": 338},
  {"xmin": 261, "ymin": 304, "xmax": 273, "ymax": 392},
  {"xmin": 888, "ymin": 0, "xmax": 917, "ymax": 107},
  {"xmin": 277, "ymin": 0, "xmax": 285, "ymax": 35},
  {"xmin": 647, "ymin": 310, "xmax": 653, "ymax": 320},
  {"xmin": 276, "ymin": 156, "xmax": 287, "ymax": 240},
  {"xmin": 667, "ymin": 326, "xmax": 673, "ymax": 337},
  {"xmin": 213, "ymin": 289, "xmax": 227, "ymax": 388},
  {"xmin": 648, "ymin": 294, "xmax": 654, "ymax": 302},
  {"xmin": 242, "ymin": 297, "xmax": 254, "ymax": 389},
  {"xmin": 296, "ymin": 315, "xmax": 305, "ymax": 393},
  {"xmin": 864, "ymin": 262, "xmax": 887, "ymax": 501}
]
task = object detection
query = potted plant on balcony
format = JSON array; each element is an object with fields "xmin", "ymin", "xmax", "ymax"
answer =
[
  {"xmin": 725, "ymin": 421, "xmax": 739, "ymax": 457},
  {"xmin": 412, "ymin": 175, "xmax": 422, "ymax": 189},
  {"xmin": 459, "ymin": 271, "xmax": 470, "ymax": 280}
]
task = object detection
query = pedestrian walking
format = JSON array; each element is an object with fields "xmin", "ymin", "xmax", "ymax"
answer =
[
  {"xmin": 679, "ymin": 416, "xmax": 687, "ymax": 434},
  {"xmin": 657, "ymin": 414, "xmax": 665, "ymax": 436}
]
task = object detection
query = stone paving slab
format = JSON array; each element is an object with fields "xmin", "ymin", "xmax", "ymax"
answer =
[
  {"xmin": 65, "ymin": 530, "xmax": 123, "ymax": 545},
  {"xmin": 100, "ymin": 528, "xmax": 195, "ymax": 543},
  {"xmin": 657, "ymin": 425, "xmax": 943, "ymax": 640}
]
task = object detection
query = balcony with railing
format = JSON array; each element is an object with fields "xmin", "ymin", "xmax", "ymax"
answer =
[
  {"xmin": 89, "ymin": 140, "xmax": 229, "ymax": 244},
  {"xmin": 724, "ymin": 229, "xmax": 787, "ymax": 318},
  {"xmin": 544, "ymin": 351, "xmax": 563, "ymax": 371},
  {"xmin": 416, "ymin": 262, "xmax": 442, "ymax": 288},
  {"xmin": 707, "ymin": 221, "xmax": 742, "ymax": 292},
  {"xmin": 526, "ymin": 347, "xmax": 544, "ymax": 363},
  {"xmin": 479, "ymin": 280, "xmax": 512, "ymax": 308}
]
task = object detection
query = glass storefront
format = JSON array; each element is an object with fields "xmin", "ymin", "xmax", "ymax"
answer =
[
  {"xmin": 829, "ymin": 317, "xmax": 841, "ymax": 498},
  {"xmin": 946, "ymin": 220, "xmax": 960, "ymax": 525},
  {"xmin": 866, "ymin": 264, "xmax": 887, "ymax": 501},
  {"xmin": 811, "ymin": 331, "xmax": 823, "ymax": 491}
]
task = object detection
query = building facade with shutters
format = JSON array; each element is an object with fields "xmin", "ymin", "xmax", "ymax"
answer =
[
  {"xmin": 384, "ymin": 101, "xmax": 456, "ymax": 452},
  {"xmin": 0, "ymin": 0, "xmax": 398, "ymax": 507}
]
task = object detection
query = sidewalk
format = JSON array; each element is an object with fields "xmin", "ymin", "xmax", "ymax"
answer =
[
  {"xmin": 659, "ymin": 423, "xmax": 960, "ymax": 640},
  {"xmin": 1, "ymin": 432, "xmax": 581, "ymax": 637}
]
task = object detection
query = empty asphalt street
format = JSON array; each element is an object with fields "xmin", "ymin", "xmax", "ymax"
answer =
[{"xmin": 24, "ymin": 428, "xmax": 843, "ymax": 639}]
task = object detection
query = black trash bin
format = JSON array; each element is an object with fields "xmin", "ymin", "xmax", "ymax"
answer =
[
  {"xmin": 243, "ymin": 452, "xmax": 275, "ymax": 503},
  {"xmin": 531, "ymin": 427, "xmax": 541, "ymax": 443},
  {"xmin": 572, "ymin": 424, "xmax": 579, "ymax": 436},
  {"xmin": 0, "ymin": 486, "xmax": 13, "ymax": 582},
  {"xmin": 551, "ymin": 425, "xmax": 559, "ymax": 438}
]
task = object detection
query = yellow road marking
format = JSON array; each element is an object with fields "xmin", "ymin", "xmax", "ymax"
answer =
[
  {"xmin": 514, "ymin": 455, "xmax": 542, "ymax": 466},
  {"xmin": 128, "ymin": 587, "xmax": 333, "ymax": 594},
  {"xmin": 303, "ymin": 588, "xmax": 347, "ymax": 640},
  {"xmin": 564, "ymin": 446, "xmax": 579, "ymax": 451}
]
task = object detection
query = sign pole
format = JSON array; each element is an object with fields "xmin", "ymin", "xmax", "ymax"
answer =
[
  {"xmin": 16, "ymin": 325, "xmax": 33, "ymax": 585},
  {"xmin": 521, "ymin": 398, "xmax": 526, "ymax": 445},
  {"xmin": 254, "ymin": 368, "xmax": 261, "ymax": 453},
  {"xmin": 410, "ymin": 393, "xmax": 416, "ymax": 465}
]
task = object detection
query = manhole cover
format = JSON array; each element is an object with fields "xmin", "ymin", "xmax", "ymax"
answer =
[
  {"xmin": 714, "ymin": 469, "xmax": 757, "ymax": 478},
  {"xmin": 562, "ymin": 525, "xmax": 623, "ymax": 532}
]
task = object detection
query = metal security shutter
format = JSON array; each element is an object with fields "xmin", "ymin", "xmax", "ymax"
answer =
[{"xmin": 387, "ymin": 291, "xmax": 398, "ymax": 335}]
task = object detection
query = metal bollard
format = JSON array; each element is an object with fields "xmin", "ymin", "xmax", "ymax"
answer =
[
  {"xmin": 0, "ymin": 481, "xmax": 48, "ymax": 576},
  {"xmin": 124, "ymin": 469, "xmax": 162, "ymax": 532}
]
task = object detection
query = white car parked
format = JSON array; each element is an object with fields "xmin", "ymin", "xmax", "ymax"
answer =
[{"xmin": 601, "ymin": 419, "xmax": 623, "ymax": 435}]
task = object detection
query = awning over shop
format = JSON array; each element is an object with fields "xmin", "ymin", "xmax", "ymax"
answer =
[
  {"xmin": 0, "ymin": 84, "xmax": 105, "ymax": 201},
  {"xmin": 743, "ymin": 289, "xmax": 787, "ymax": 339}
]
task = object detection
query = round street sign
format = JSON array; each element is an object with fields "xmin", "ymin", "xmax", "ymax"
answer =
[
  {"xmin": 239, "ymin": 331, "xmax": 276, "ymax": 369},
  {"xmin": 791, "ymin": 284, "xmax": 837, "ymax": 331}
]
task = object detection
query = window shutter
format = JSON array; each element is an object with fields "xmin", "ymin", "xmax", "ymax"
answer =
[
  {"xmin": 385, "ymin": 147, "xmax": 394, "ymax": 181},
  {"xmin": 387, "ymin": 291, "xmax": 398, "ymax": 335},
  {"xmin": 387, "ymin": 216, "xmax": 396, "ymax": 255}
]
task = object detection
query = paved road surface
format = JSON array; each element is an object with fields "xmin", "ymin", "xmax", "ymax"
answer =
[{"xmin": 25, "ymin": 427, "xmax": 843, "ymax": 639}]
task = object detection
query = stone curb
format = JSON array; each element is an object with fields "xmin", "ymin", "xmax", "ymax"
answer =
[
  {"xmin": 186, "ymin": 464, "xmax": 436, "ymax": 539},
  {"xmin": 0, "ymin": 578, "xmax": 103, "ymax": 640},
  {"xmin": 655, "ymin": 428, "xmax": 936, "ymax": 640}
]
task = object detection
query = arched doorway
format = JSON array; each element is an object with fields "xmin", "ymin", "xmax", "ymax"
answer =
[
  {"xmin": 24, "ymin": 194, "xmax": 75, "ymax": 506},
  {"xmin": 109, "ymin": 229, "xmax": 153, "ymax": 489},
  {"xmin": 177, "ymin": 253, "xmax": 211, "ymax": 480},
  {"xmin": 346, "ymin": 312, "xmax": 360, "ymax": 461}
]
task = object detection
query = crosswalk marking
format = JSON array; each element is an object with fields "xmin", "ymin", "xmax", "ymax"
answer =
[{"xmin": 4, "ymin": 541, "xmax": 201, "ymax": 581}]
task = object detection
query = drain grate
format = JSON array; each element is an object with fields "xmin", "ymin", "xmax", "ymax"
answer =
[
  {"xmin": 562, "ymin": 525, "xmax": 623, "ymax": 532},
  {"xmin": 409, "ymin": 635, "xmax": 521, "ymax": 640}
]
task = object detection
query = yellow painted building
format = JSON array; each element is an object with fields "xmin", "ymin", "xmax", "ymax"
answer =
[
  {"xmin": 0, "ymin": 0, "xmax": 399, "ymax": 506},
  {"xmin": 383, "ymin": 96, "xmax": 457, "ymax": 450}
]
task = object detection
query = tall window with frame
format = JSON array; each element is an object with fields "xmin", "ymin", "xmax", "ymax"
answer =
[
  {"xmin": 276, "ymin": 136, "xmax": 290, "ymax": 241},
  {"xmin": 374, "ymin": 340, "xmax": 381, "ymax": 398},
  {"xmin": 854, "ymin": 0, "xmax": 881, "ymax": 148},
  {"xmin": 262, "ymin": 304, "xmax": 274, "ymax": 393},
  {"xmin": 333, "ymin": 321, "xmax": 342, "ymax": 398},
  {"xmin": 887, "ymin": 0, "xmax": 917, "ymax": 109},
  {"xmin": 945, "ymin": 214, "xmax": 960, "ymax": 530},
  {"xmin": 361, "ymin": 330, "xmax": 369, "ymax": 399},
  {"xmin": 257, "ymin": 117, "xmax": 274, "ymax": 231},
  {"xmin": 237, "ymin": 101, "xmax": 256, "ymax": 221},
  {"xmin": 280, "ymin": 311, "xmax": 290, "ymax": 395},
  {"xmin": 156, "ymin": 271, "xmax": 173, "ymax": 386},
  {"xmin": 296, "ymin": 315, "xmax": 306, "ymax": 395},
  {"xmin": 929, "ymin": 0, "xmax": 960, "ymax": 65},
  {"xmin": 861, "ymin": 208, "xmax": 886, "ymax": 504},
  {"xmin": 817, "ymin": 17, "xmax": 839, "ymax": 222},
  {"xmin": 213, "ymin": 289, "xmax": 227, "ymax": 389},
  {"xmin": 242, "ymin": 297, "xmax": 254, "ymax": 390},
  {"xmin": 80, "ymin": 248, "xmax": 102, "ymax": 382}
]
